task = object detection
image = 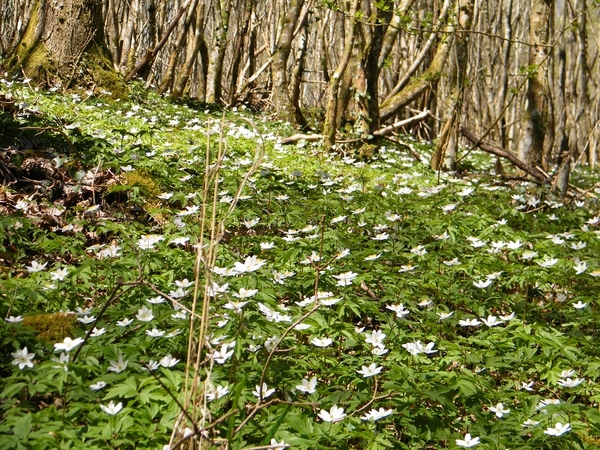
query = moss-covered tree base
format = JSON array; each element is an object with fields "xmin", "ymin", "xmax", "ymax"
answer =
[
  {"xmin": 7, "ymin": 0, "xmax": 127, "ymax": 97},
  {"xmin": 9, "ymin": 40, "xmax": 127, "ymax": 97}
]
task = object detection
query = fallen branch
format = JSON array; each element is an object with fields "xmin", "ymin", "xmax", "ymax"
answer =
[
  {"xmin": 568, "ymin": 182, "xmax": 598, "ymax": 199},
  {"xmin": 373, "ymin": 109, "xmax": 430, "ymax": 137},
  {"xmin": 381, "ymin": 136, "xmax": 422, "ymax": 162},
  {"xmin": 279, "ymin": 110, "xmax": 430, "ymax": 145},
  {"xmin": 460, "ymin": 127, "xmax": 551, "ymax": 183},
  {"xmin": 280, "ymin": 133, "xmax": 323, "ymax": 145}
]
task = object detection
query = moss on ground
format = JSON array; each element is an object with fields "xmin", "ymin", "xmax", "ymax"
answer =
[{"xmin": 22, "ymin": 313, "xmax": 76, "ymax": 343}]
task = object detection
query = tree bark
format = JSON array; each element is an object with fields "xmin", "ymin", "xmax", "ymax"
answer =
[
  {"xmin": 576, "ymin": 0, "xmax": 592, "ymax": 167},
  {"xmin": 336, "ymin": 26, "xmax": 364, "ymax": 133},
  {"xmin": 157, "ymin": 0, "xmax": 201, "ymax": 95},
  {"xmin": 322, "ymin": 0, "xmax": 360, "ymax": 151},
  {"xmin": 10, "ymin": 0, "xmax": 113, "ymax": 89},
  {"xmin": 379, "ymin": 16, "xmax": 454, "ymax": 122},
  {"xmin": 104, "ymin": 0, "xmax": 121, "ymax": 69},
  {"xmin": 498, "ymin": 0, "xmax": 514, "ymax": 150},
  {"xmin": 551, "ymin": 0, "xmax": 570, "ymax": 197},
  {"xmin": 125, "ymin": 0, "xmax": 193, "ymax": 82},
  {"xmin": 289, "ymin": 18, "xmax": 310, "ymax": 128},
  {"xmin": 431, "ymin": 0, "xmax": 473, "ymax": 171},
  {"xmin": 337, "ymin": 0, "xmax": 391, "ymax": 140},
  {"xmin": 206, "ymin": 0, "xmax": 231, "ymax": 103},
  {"xmin": 227, "ymin": 0, "xmax": 254, "ymax": 104},
  {"xmin": 382, "ymin": 0, "xmax": 452, "ymax": 102},
  {"xmin": 517, "ymin": 0, "xmax": 549, "ymax": 169},
  {"xmin": 117, "ymin": 0, "xmax": 139, "ymax": 74},
  {"xmin": 377, "ymin": 0, "xmax": 416, "ymax": 71},
  {"xmin": 170, "ymin": 2, "xmax": 206, "ymax": 98},
  {"xmin": 271, "ymin": 0, "xmax": 305, "ymax": 122},
  {"xmin": 318, "ymin": 9, "xmax": 331, "ymax": 85}
]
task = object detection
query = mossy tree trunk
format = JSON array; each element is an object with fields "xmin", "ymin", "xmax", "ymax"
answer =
[
  {"xmin": 379, "ymin": 20, "xmax": 454, "ymax": 122},
  {"xmin": 10, "ymin": 0, "xmax": 116, "ymax": 90}
]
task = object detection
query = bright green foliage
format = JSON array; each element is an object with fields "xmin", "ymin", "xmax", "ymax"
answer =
[{"xmin": 2, "ymin": 80, "xmax": 600, "ymax": 449}]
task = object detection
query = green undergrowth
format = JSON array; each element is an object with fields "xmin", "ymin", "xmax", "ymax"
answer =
[{"xmin": 2, "ymin": 78, "xmax": 600, "ymax": 449}]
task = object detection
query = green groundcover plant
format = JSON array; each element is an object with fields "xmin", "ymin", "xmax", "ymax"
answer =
[{"xmin": 2, "ymin": 79, "xmax": 600, "ymax": 449}]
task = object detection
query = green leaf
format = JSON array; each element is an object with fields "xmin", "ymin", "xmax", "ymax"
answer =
[
  {"xmin": 138, "ymin": 383, "xmax": 163, "ymax": 404},
  {"xmin": 104, "ymin": 376, "xmax": 138, "ymax": 400},
  {"xmin": 13, "ymin": 413, "xmax": 32, "ymax": 440},
  {"xmin": 456, "ymin": 378, "xmax": 478, "ymax": 397},
  {"xmin": 261, "ymin": 404, "xmax": 291, "ymax": 446},
  {"xmin": 1, "ymin": 382, "xmax": 28, "ymax": 399}
]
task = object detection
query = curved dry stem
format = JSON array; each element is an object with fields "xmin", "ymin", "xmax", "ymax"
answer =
[{"xmin": 170, "ymin": 114, "xmax": 265, "ymax": 448}]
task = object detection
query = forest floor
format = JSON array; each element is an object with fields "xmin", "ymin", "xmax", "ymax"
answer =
[{"xmin": 2, "ymin": 80, "xmax": 600, "ymax": 449}]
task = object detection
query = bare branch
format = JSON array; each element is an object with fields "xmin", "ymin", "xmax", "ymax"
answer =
[
  {"xmin": 373, "ymin": 110, "xmax": 430, "ymax": 136},
  {"xmin": 460, "ymin": 127, "xmax": 551, "ymax": 183}
]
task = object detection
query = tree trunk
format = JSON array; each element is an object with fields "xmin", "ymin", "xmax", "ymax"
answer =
[
  {"xmin": 206, "ymin": 0, "xmax": 231, "ymax": 103},
  {"xmin": 576, "ymin": 0, "xmax": 592, "ymax": 167},
  {"xmin": 345, "ymin": 27, "xmax": 368, "ymax": 136},
  {"xmin": 195, "ymin": 39, "xmax": 210, "ymax": 101},
  {"xmin": 171, "ymin": 3, "xmax": 206, "ymax": 98},
  {"xmin": 498, "ymin": 0, "xmax": 514, "ymax": 150},
  {"xmin": 10, "ymin": 0, "xmax": 116, "ymax": 90},
  {"xmin": 125, "ymin": 0, "xmax": 193, "ymax": 82},
  {"xmin": 322, "ymin": 0, "xmax": 360, "ymax": 151},
  {"xmin": 551, "ymin": 0, "xmax": 570, "ymax": 196},
  {"xmin": 336, "ymin": 33, "xmax": 362, "ymax": 132},
  {"xmin": 379, "ymin": 12, "xmax": 454, "ymax": 122},
  {"xmin": 227, "ymin": 0, "xmax": 254, "ymax": 104},
  {"xmin": 361, "ymin": 1, "xmax": 392, "ymax": 138},
  {"xmin": 157, "ymin": 0, "xmax": 197, "ymax": 95},
  {"xmin": 3, "ymin": 0, "xmax": 35, "ymax": 57},
  {"xmin": 377, "ymin": 0, "xmax": 415, "ymax": 71},
  {"xmin": 234, "ymin": 12, "xmax": 258, "ymax": 103},
  {"xmin": 271, "ymin": 0, "xmax": 305, "ymax": 122},
  {"xmin": 104, "ymin": 0, "xmax": 120, "ymax": 69},
  {"xmin": 117, "ymin": 0, "xmax": 139, "ymax": 74},
  {"xmin": 517, "ymin": 0, "xmax": 549, "ymax": 169},
  {"xmin": 289, "ymin": 18, "xmax": 310, "ymax": 129},
  {"xmin": 318, "ymin": 10, "xmax": 331, "ymax": 85},
  {"xmin": 555, "ymin": 0, "xmax": 591, "ymax": 194},
  {"xmin": 431, "ymin": 0, "xmax": 473, "ymax": 171},
  {"xmin": 382, "ymin": 0, "xmax": 452, "ymax": 103},
  {"xmin": 331, "ymin": 0, "xmax": 389, "ymax": 141}
]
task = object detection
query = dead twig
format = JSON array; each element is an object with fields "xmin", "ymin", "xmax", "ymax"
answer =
[
  {"xmin": 381, "ymin": 136, "xmax": 422, "ymax": 162},
  {"xmin": 360, "ymin": 281, "xmax": 379, "ymax": 300}
]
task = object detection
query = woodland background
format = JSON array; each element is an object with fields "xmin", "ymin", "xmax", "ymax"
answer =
[
  {"xmin": 1, "ymin": 0, "xmax": 599, "ymax": 188},
  {"xmin": 4, "ymin": 2, "xmax": 600, "ymax": 449}
]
